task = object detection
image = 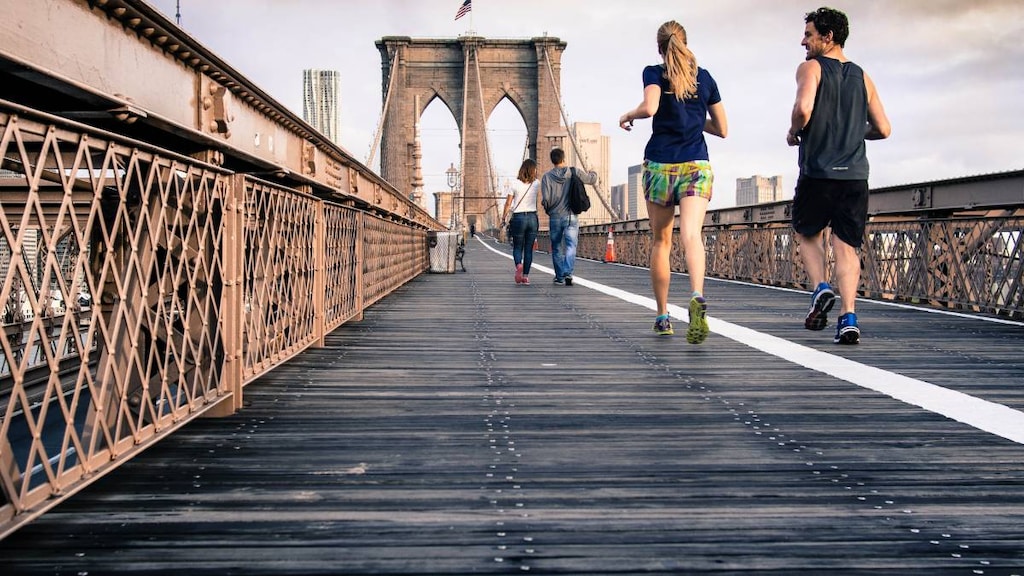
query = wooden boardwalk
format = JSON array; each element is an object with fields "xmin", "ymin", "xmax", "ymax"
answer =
[{"xmin": 2, "ymin": 237, "xmax": 1023, "ymax": 575}]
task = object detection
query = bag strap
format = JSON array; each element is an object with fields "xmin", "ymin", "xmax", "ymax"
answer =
[
  {"xmin": 506, "ymin": 180, "xmax": 532, "ymax": 222},
  {"xmin": 563, "ymin": 167, "xmax": 576, "ymax": 196}
]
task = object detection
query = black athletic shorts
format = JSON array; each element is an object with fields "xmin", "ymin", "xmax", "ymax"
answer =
[{"xmin": 791, "ymin": 177, "xmax": 869, "ymax": 248}]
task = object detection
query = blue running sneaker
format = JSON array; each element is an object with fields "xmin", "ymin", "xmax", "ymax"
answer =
[
  {"xmin": 804, "ymin": 282, "xmax": 836, "ymax": 331},
  {"xmin": 653, "ymin": 314, "xmax": 674, "ymax": 336},
  {"xmin": 834, "ymin": 312, "xmax": 860, "ymax": 344},
  {"xmin": 687, "ymin": 296, "xmax": 709, "ymax": 344}
]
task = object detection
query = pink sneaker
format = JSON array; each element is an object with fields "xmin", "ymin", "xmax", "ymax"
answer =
[
  {"xmin": 514, "ymin": 264, "xmax": 524, "ymax": 284},
  {"xmin": 522, "ymin": 276, "xmax": 530, "ymax": 285}
]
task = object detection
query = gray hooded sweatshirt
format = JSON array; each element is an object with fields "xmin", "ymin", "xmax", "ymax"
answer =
[{"xmin": 540, "ymin": 166, "xmax": 599, "ymax": 218}]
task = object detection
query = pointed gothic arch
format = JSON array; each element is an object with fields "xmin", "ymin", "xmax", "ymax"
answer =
[
  {"xmin": 376, "ymin": 35, "xmax": 567, "ymax": 232},
  {"xmin": 488, "ymin": 94, "xmax": 531, "ymax": 177}
]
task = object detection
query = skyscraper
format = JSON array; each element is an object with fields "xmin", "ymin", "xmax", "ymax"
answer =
[
  {"xmin": 735, "ymin": 175, "xmax": 784, "ymax": 206},
  {"xmin": 302, "ymin": 69, "xmax": 340, "ymax": 144},
  {"xmin": 567, "ymin": 122, "xmax": 614, "ymax": 225},
  {"xmin": 626, "ymin": 164, "xmax": 647, "ymax": 222},
  {"xmin": 610, "ymin": 184, "xmax": 626, "ymax": 223}
]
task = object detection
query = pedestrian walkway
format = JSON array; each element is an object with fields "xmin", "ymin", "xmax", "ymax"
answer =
[{"xmin": 2, "ymin": 237, "xmax": 1023, "ymax": 575}]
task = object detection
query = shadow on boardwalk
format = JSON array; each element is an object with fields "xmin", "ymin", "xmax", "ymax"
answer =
[{"xmin": 2, "ymin": 238, "xmax": 1023, "ymax": 575}]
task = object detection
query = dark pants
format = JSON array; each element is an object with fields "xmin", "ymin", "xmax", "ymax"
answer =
[{"xmin": 510, "ymin": 212, "xmax": 539, "ymax": 275}]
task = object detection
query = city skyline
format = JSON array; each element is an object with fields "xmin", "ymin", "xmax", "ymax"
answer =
[{"xmin": 150, "ymin": 1, "xmax": 1023, "ymax": 213}]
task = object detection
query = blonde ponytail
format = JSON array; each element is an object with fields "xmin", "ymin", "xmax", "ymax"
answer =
[{"xmin": 657, "ymin": 21, "xmax": 698, "ymax": 100}]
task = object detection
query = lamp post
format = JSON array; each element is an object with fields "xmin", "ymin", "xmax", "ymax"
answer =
[{"xmin": 445, "ymin": 162, "xmax": 461, "ymax": 231}]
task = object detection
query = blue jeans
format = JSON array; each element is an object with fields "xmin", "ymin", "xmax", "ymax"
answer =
[
  {"xmin": 510, "ymin": 212, "xmax": 539, "ymax": 275},
  {"xmin": 548, "ymin": 214, "xmax": 579, "ymax": 280}
]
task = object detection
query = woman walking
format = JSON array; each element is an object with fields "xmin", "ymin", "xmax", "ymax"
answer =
[
  {"xmin": 618, "ymin": 20, "xmax": 728, "ymax": 343},
  {"xmin": 501, "ymin": 158, "xmax": 540, "ymax": 285}
]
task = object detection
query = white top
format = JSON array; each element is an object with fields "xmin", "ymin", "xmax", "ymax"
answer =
[{"xmin": 510, "ymin": 179, "xmax": 539, "ymax": 213}]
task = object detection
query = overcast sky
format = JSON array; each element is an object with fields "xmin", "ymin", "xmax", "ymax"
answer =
[{"xmin": 148, "ymin": 0, "xmax": 1023, "ymax": 212}]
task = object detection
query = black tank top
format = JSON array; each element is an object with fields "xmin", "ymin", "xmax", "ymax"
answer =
[{"xmin": 798, "ymin": 56, "xmax": 869, "ymax": 180}]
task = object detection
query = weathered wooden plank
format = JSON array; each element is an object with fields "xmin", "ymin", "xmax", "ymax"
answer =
[{"xmin": 0, "ymin": 238, "xmax": 1022, "ymax": 574}]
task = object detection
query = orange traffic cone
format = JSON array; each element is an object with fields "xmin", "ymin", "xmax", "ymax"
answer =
[{"xmin": 603, "ymin": 228, "xmax": 616, "ymax": 263}]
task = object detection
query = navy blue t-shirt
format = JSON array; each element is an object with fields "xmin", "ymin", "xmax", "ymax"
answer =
[{"xmin": 642, "ymin": 64, "xmax": 721, "ymax": 163}]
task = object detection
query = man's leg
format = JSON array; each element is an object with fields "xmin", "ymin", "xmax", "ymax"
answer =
[
  {"xmin": 832, "ymin": 235, "xmax": 861, "ymax": 343},
  {"xmin": 549, "ymin": 216, "xmax": 566, "ymax": 281},
  {"xmin": 563, "ymin": 218, "xmax": 579, "ymax": 283},
  {"xmin": 798, "ymin": 230, "xmax": 836, "ymax": 331},
  {"xmin": 832, "ymin": 236, "xmax": 860, "ymax": 315},
  {"xmin": 797, "ymin": 230, "xmax": 828, "ymax": 287}
]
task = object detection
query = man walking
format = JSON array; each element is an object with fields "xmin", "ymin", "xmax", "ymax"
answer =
[
  {"xmin": 787, "ymin": 6, "xmax": 890, "ymax": 344},
  {"xmin": 540, "ymin": 148, "xmax": 597, "ymax": 286}
]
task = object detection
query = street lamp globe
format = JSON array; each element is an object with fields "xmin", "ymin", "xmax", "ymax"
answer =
[{"xmin": 446, "ymin": 163, "xmax": 459, "ymax": 191}]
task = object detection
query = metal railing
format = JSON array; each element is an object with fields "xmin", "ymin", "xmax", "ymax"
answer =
[
  {"xmin": 0, "ymin": 104, "xmax": 429, "ymax": 539},
  {"xmin": 564, "ymin": 197, "xmax": 1024, "ymax": 320}
]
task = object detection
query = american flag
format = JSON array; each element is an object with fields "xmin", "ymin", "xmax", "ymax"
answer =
[{"xmin": 455, "ymin": 0, "xmax": 471, "ymax": 20}]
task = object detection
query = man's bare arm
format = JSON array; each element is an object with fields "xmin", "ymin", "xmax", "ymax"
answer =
[
  {"xmin": 787, "ymin": 60, "xmax": 820, "ymax": 146},
  {"xmin": 863, "ymin": 72, "xmax": 891, "ymax": 140}
]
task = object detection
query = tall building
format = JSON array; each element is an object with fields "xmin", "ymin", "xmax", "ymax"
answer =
[
  {"xmin": 626, "ymin": 164, "xmax": 647, "ymax": 221},
  {"xmin": 736, "ymin": 175, "xmax": 784, "ymax": 206},
  {"xmin": 566, "ymin": 122, "xmax": 614, "ymax": 225},
  {"xmin": 302, "ymin": 69, "xmax": 340, "ymax": 144},
  {"xmin": 610, "ymin": 184, "xmax": 626, "ymax": 223}
]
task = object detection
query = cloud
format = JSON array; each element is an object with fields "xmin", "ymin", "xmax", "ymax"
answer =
[{"xmin": 149, "ymin": 0, "xmax": 1023, "ymax": 212}]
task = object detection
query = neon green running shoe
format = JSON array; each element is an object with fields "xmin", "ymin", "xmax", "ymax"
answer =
[
  {"xmin": 653, "ymin": 314, "xmax": 674, "ymax": 336},
  {"xmin": 687, "ymin": 296, "xmax": 709, "ymax": 344}
]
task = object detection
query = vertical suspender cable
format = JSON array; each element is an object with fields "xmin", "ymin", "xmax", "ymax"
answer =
[
  {"xmin": 473, "ymin": 46, "xmax": 503, "ymax": 224},
  {"xmin": 458, "ymin": 41, "xmax": 471, "ymax": 230}
]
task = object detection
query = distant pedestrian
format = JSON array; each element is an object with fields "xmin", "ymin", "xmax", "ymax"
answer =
[
  {"xmin": 787, "ymin": 6, "xmax": 890, "ymax": 344},
  {"xmin": 618, "ymin": 20, "xmax": 727, "ymax": 344},
  {"xmin": 540, "ymin": 148, "xmax": 597, "ymax": 286},
  {"xmin": 501, "ymin": 158, "xmax": 541, "ymax": 285}
]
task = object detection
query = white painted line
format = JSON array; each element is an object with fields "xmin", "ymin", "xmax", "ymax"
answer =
[{"xmin": 476, "ymin": 237, "xmax": 1024, "ymax": 444}]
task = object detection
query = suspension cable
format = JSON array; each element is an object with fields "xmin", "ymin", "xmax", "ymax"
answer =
[
  {"xmin": 366, "ymin": 53, "xmax": 399, "ymax": 170},
  {"xmin": 542, "ymin": 47, "xmax": 620, "ymax": 220}
]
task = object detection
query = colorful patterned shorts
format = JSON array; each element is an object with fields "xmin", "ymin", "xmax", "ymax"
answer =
[{"xmin": 642, "ymin": 160, "xmax": 714, "ymax": 206}]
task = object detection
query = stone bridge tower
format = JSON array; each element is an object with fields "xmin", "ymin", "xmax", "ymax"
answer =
[{"xmin": 376, "ymin": 35, "xmax": 567, "ymax": 232}]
